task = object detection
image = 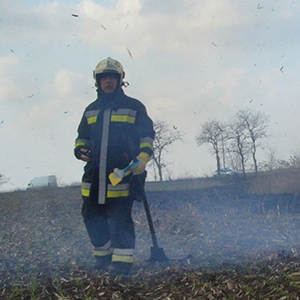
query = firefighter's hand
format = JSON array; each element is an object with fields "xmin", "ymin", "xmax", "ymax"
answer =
[
  {"xmin": 132, "ymin": 152, "xmax": 150, "ymax": 175},
  {"xmin": 77, "ymin": 148, "xmax": 91, "ymax": 162},
  {"xmin": 81, "ymin": 148, "xmax": 92, "ymax": 162}
]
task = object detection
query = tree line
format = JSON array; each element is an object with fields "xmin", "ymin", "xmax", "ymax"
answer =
[
  {"xmin": 151, "ymin": 108, "xmax": 300, "ymax": 181},
  {"xmin": 196, "ymin": 108, "xmax": 269, "ymax": 176},
  {"xmin": 150, "ymin": 109, "xmax": 270, "ymax": 180}
]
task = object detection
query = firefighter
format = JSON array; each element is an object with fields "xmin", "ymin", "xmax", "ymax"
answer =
[{"xmin": 74, "ymin": 57, "xmax": 155, "ymax": 276}]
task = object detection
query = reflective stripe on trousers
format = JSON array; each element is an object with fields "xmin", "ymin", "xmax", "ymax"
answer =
[
  {"xmin": 112, "ymin": 248, "xmax": 134, "ymax": 263},
  {"xmin": 93, "ymin": 240, "xmax": 113, "ymax": 257}
]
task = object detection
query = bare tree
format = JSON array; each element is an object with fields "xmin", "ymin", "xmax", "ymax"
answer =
[
  {"xmin": 260, "ymin": 146, "xmax": 280, "ymax": 171},
  {"xmin": 273, "ymin": 147, "xmax": 300, "ymax": 169},
  {"xmin": 228, "ymin": 118, "xmax": 251, "ymax": 175},
  {"xmin": 196, "ymin": 110, "xmax": 270, "ymax": 176},
  {"xmin": 0, "ymin": 173, "xmax": 8, "ymax": 186},
  {"xmin": 226, "ymin": 150, "xmax": 242, "ymax": 172},
  {"xmin": 151, "ymin": 121, "xmax": 182, "ymax": 181},
  {"xmin": 288, "ymin": 147, "xmax": 300, "ymax": 168},
  {"xmin": 196, "ymin": 120, "xmax": 228, "ymax": 175},
  {"xmin": 259, "ymin": 146, "xmax": 300, "ymax": 171},
  {"xmin": 236, "ymin": 109, "xmax": 270, "ymax": 173}
]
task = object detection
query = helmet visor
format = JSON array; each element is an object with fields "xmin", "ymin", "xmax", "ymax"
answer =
[{"xmin": 97, "ymin": 72, "xmax": 120, "ymax": 81}]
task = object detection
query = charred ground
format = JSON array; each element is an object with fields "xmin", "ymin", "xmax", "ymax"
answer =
[{"xmin": 1, "ymin": 179, "xmax": 300, "ymax": 299}]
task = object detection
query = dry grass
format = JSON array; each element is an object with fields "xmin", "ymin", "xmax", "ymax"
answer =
[{"xmin": 1, "ymin": 183, "xmax": 300, "ymax": 299}]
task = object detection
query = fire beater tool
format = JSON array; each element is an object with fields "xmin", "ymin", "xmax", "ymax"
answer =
[
  {"xmin": 127, "ymin": 137, "xmax": 169, "ymax": 262},
  {"xmin": 109, "ymin": 161, "xmax": 139, "ymax": 186}
]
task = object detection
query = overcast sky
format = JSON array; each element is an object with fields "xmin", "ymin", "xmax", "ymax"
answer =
[{"xmin": 1, "ymin": 0, "xmax": 300, "ymax": 191}]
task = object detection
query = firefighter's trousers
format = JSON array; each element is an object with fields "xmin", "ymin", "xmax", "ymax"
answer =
[{"xmin": 81, "ymin": 195, "xmax": 135, "ymax": 266}]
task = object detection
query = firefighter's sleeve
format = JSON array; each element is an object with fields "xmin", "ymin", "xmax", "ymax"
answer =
[
  {"xmin": 135, "ymin": 104, "xmax": 155, "ymax": 161},
  {"xmin": 74, "ymin": 113, "xmax": 91, "ymax": 160}
]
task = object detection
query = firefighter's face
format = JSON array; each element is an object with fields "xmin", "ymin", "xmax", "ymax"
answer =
[{"xmin": 100, "ymin": 74, "xmax": 118, "ymax": 93}]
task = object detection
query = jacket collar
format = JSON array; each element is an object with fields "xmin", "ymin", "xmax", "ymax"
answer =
[{"xmin": 96, "ymin": 88, "xmax": 124, "ymax": 108}]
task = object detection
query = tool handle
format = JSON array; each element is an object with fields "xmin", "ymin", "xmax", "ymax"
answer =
[
  {"xmin": 127, "ymin": 137, "xmax": 159, "ymax": 249},
  {"xmin": 142, "ymin": 191, "xmax": 159, "ymax": 249},
  {"xmin": 123, "ymin": 161, "xmax": 139, "ymax": 173}
]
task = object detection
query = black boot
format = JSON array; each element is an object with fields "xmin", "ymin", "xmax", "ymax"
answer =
[
  {"xmin": 94, "ymin": 255, "xmax": 111, "ymax": 272},
  {"xmin": 108, "ymin": 262, "xmax": 132, "ymax": 276}
]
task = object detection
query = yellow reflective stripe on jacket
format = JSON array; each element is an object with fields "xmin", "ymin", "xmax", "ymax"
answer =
[
  {"xmin": 87, "ymin": 116, "xmax": 97, "ymax": 124},
  {"xmin": 111, "ymin": 115, "xmax": 135, "ymax": 123},
  {"xmin": 85, "ymin": 109, "xmax": 100, "ymax": 125},
  {"xmin": 82, "ymin": 188, "xmax": 90, "ymax": 197},
  {"xmin": 140, "ymin": 142, "xmax": 153, "ymax": 150},
  {"xmin": 111, "ymin": 109, "xmax": 137, "ymax": 124},
  {"xmin": 75, "ymin": 141, "xmax": 86, "ymax": 148},
  {"xmin": 140, "ymin": 137, "xmax": 154, "ymax": 150},
  {"xmin": 107, "ymin": 183, "xmax": 130, "ymax": 198},
  {"xmin": 82, "ymin": 183, "xmax": 130, "ymax": 198},
  {"xmin": 81, "ymin": 182, "xmax": 91, "ymax": 197},
  {"xmin": 75, "ymin": 138, "xmax": 89, "ymax": 148},
  {"xmin": 107, "ymin": 190, "xmax": 130, "ymax": 197}
]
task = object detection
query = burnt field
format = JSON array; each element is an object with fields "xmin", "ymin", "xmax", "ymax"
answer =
[{"xmin": 1, "ymin": 183, "xmax": 300, "ymax": 299}]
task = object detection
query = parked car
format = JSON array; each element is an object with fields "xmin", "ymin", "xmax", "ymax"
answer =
[{"xmin": 214, "ymin": 168, "xmax": 237, "ymax": 176}]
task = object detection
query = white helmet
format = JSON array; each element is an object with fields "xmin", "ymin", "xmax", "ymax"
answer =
[{"xmin": 93, "ymin": 57, "xmax": 125, "ymax": 87}]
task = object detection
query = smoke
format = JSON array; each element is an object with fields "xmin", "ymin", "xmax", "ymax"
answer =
[
  {"xmin": 1, "ymin": 184, "xmax": 300, "ymax": 285},
  {"xmin": 138, "ymin": 187, "xmax": 300, "ymax": 266}
]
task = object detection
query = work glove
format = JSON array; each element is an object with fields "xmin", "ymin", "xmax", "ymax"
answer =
[
  {"xmin": 74, "ymin": 147, "xmax": 91, "ymax": 160},
  {"xmin": 131, "ymin": 152, "xmax": 150, "ymax": 175}
]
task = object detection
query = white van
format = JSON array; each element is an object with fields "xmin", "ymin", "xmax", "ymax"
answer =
[{"xmin": 27, "ymin": 175, "xmax": 57, "ymax": 189}]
